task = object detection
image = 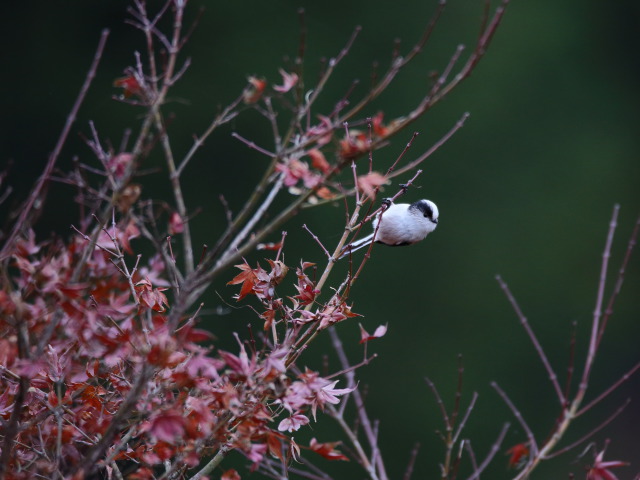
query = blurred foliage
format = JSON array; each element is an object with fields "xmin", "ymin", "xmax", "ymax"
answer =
[{"xmin": 1, "ymin": 0, "xmax": 639, "ymax": 478}]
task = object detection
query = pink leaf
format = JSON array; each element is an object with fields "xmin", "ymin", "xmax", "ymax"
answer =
[
  {"xmin": 359, "ymin": 323, "xmax": 388, "ymax": 344},
  {"xmin": 278, "ymin": 413, "xmax": 310, "ymax": 432},
  {"xmin": 273, "ymin": 69, "xmax": 298, "ymax": 93},
  {"xmin": 145, "ymin": 410, "xmax": 185, "ymax": 444}
]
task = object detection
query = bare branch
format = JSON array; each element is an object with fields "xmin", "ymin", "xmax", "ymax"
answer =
[
  {"xmin": 491, "ymin": 382, "xmax": 538, "ymax": 457},
  {"xmin": 578, "ymin": 204, "xmax": 619, "ymax": 401},
  {"xmin": 1, "ymin": 29, "xmax": 110, "ymax": 260},
  {"xmin": 496, "ymin": 275, "xmax": 565, "ymax": 406},
  {"xmin": 464, "ymin": 423, "xmax": 510, "ymax": 480}
]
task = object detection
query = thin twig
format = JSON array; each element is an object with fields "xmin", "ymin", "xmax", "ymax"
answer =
[
  {"xmin": 464, "ymin": 423, "xmax": 510, "ymax": 480},
  {"xmin": 218, "ymin": 172, "xmax": 285, "ymax": 263},
  {"xmin": 327, "ymin": 327, "xmax": 388, "ymax": 480},
  {"xmin": 425, "ymin": 377, "xmax": 451, "ymax": 431},
  {"xmin": 546, "ymin": 399, "xmax": 630, "ymax": 459},
  {"xmin": 0, "ymin": 29, "xmax": 110, "ymax": 261},
  {"xmin": 576, "ymin": 361, "xmax": 640, "ymax": 417},
  {"xmin": 452, "ymin": 393, "xmax": 478, "ymax": 445},
  {"xmin": 303, "ymin": 224, "xmax": 331, "ymax": 259},
  {"xmin": 578, "ymin": 205, "xmax": 619, "ymax": 402},
  {"xmin": 188, "ymin": 445, "xmax": 229, "ymax": 480},
  {"xmin": 597, "ymin": 213, "xmax": 640, "ymax": 347},
  {"xmin": 491, "ymin": 382, "xmax": 538, "ymax": 457},
  {"xmin": 402, "ymin": 443, "xmax": 421, "ymax": 480},
  {"xmin": 496, "ymin": 275, "xmax": 565, "ymax": 406},
  {"xmin": 390, "ymin": 112, "xmax": 469, "ymax": 179}
]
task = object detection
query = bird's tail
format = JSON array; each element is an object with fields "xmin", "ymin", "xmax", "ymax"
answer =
[{"xmin": 338, "ymin": 233, "xmax": 375, "ymax": 259}]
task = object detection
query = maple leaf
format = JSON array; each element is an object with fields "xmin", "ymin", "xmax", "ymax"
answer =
[
  {"xmin": 359, "ymin": 323, "xmax": 388, "ymax": 344},
  {"xmin": 221, "ymin": 469, "xmax": 241, "ymax": 480},
  {"xmin": 265, "ymin": 429, "xmax": 287, "ymax": 462},
  {"xmin": 278, "ymin": 413, "xmax": 310, "ymax": 433},
  {"xmin": 273, "ymin": 68, "xmax": 299, "ymax": 93},
  {"xmin": 115, "ymin": 183, "xmax": 142, "ymax": 213},
  {"xmin": 309, "ymin": 438, "xmax": 349, "ymax": 461},
  {"xmin": 261, "ymin": 309, "xmax": 277, "ymax": 331},
  {"xmin": 506, "ymin": 442, "xmax": 529, "ymax": 469},
  {"xmin": 307, "ymin": 115, "xmax": 334, "ymax": 146},
  {"xmin": 142, "ymin": 410, "xmax": 186, "ymax": 444},
  {"xmin": 135, "ymin": 277, "xmax": 169, "ymax": 312},
  {"xmin": 227, "ymin": 261, "xmax": 259, "ymax": 301},
  {"xmin": 316, "ymin": 186, "xmax": 336, "ymax": 200},
  {"xmin": 372, "ymin": 111, "xmax": 389, "ymax": 136},
  {"xmin": 15, "ymin": 229, "xmax": 40, "ymax": 257},
  {"xmin": 266, "ymin": 259, "xmax": 288, "ymax": 285},
  {"xmin": 357, "ymin": 171, "xmax": 388, "ymax": 199},
  {"xmin": 114, "ymin": 74, "xmax": 142, "ymax": 98},
  {"xmin": 276, "ymin": 158, "xmax": 321, "ymax": 191},
  {"xmin": 219, "ymin": 336, "xmax": 256, "ymax": 378},
  {"xmin": 244, "ymin": 76, "xmax": 267, "ymax": 104},
  {"xmin": 339, "ymin": 130, "xmax": 369, "ymax": 160},
  {"xmin": 107, "ymin": 152, "xmax": 134, "ymax": 179},
  {"xmin": 307, "ymin": 149, "xmax": 331, "ymax": 173},
  {"xmin": 257, "ymin": 240, "xmax": 283, "ymax": 251},
  {"xmin": 587, "ymin": 449, "xmax": 629, "ymax": 480},
  {"xmin": 292, "ymin": 261, "xmax": 319, "ymax": 306}
]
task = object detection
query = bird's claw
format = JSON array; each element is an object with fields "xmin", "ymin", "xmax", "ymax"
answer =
[{"xmin": 381, "ymin": 198, "xmax": 392, "ymax": 207}]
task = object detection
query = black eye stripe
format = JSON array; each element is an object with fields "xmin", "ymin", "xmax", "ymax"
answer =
[{"xmin": 409, "ymin": 199, "xmax": 437, "ymax": 219}]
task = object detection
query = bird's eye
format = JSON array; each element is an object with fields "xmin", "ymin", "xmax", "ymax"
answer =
[{"xmin": 424, "ymin": 208, "xmax": 432, "ymax": 218}]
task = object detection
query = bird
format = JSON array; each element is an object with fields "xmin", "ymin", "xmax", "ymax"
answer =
[{"xmin": 340, "ymin": 199, "xmax": 439, "ymax": 258}]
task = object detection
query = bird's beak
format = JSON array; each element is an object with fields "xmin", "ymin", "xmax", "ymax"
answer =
[{"xmin": 432, "ymin": 218, "xmax": 438, "ymax": 224}]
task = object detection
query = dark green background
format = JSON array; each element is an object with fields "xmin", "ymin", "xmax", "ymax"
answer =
[{"xmin": 2, "ymin": 0, "xmax": 639, "ymax": 478}]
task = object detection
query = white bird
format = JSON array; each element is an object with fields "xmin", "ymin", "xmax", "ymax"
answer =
[{"xmin": 340, "ymin": 199, "xmax": 439, "ymax": 258}]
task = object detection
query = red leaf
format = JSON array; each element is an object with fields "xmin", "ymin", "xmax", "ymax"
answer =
[
  {"xmin": 339, "ymin": 131, "xmax": 369, "ymax": 160},
  {"xmin": 227, "ymin": 262, "xmax": 258, "ymax": 301},
  {"xmin": 308, "ymin": 149, "xmax": 330, "ymax": 173},
  {"xmin": 114, "ymin": 75, "xmax": 142, "ymax": 98},
  {"xmin": 266, "ymin": 430, "xmax": 285, "ymax": 462},
  {"xmin": 257, "ymin": 241, "xmax": 283, "ymax": 251},
  {"xmin": 221, "ymin": 469, "xmax": 241, "ymax": 480},
  {"xmin": 135, "ymin": 277, "xmax": 169, "ymax": 312},
  {"xmin": 107, "ymin": 153, "xmax": 134, "ymax": 179},
  {"xmin": 372, "ymin": 111, "xmax": 389, "ymax": 136},
  {"xmin": 244, "ymin": 76, "xmax": 267, "ymax": 104},
  {"xmin": 506, "ymin": 442, "xmax": 529, "ymax": 469},
  {"xmin": 309, "ymin": 438, "xmax": 349, "ymax": 461}
]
